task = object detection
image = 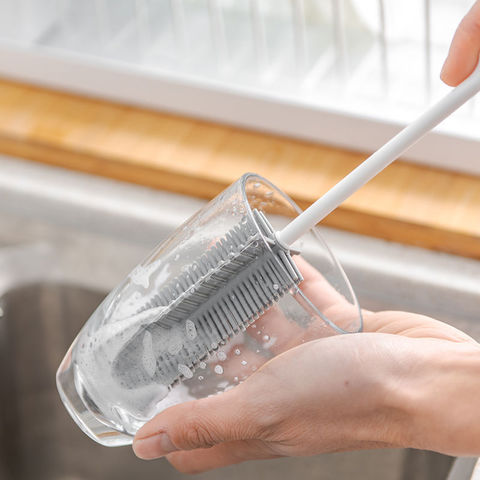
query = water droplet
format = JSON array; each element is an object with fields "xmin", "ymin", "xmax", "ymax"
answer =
[
  {"xmin": 272, "ymin": 283, "xmax": 279, "ymax": 290},
  {"xmin": 217, "ymin": 351, "xmax": 227, "ymax": 361},
  {"xmin": 178, "ymin": 364, "xmax": 193, "ymax": 379},
  {"xmin": 199, "ymin": 361, "xmax": 207, "ymax": 369},
  {"xmin": 263, "ymin": 335, "xmax": 270, "ymax": 341},
  {"xmin": 185, "ymin": 319, "xmax": 197, "ymax": 340},
  {"xmin": 251, "ymin": 324, "xmax": 256, "ymax": 329},
  {"xmin": 214, "ymin": 365, "xmax": 224, "ymax": 375},
  {"xmin": 241, "ymin": 360, "xmax": 247, "ymax": 366},
  {"xmin": 230, "ymin": 294, "xmax": 236, "ymax": 300},
  {"xmin": 233, "ymin": 376, "xmax": 239, "ymax": 382},
  {"xmin": 198, "ymin": 375, "xmax": 204, "ymax": 381},
  {"xmin": 257, "ymin": 331, "xmax": 261, "ymax": 335},
  {"xmin": 234, "ymin": 348, "xmax": 241, "ymax": 356},
  {"xmin": 256, "ymin": 349, "xmax": 260, "ymax": 353},
  {"xmin": 253, "ymin": 182, "xmax": 260, "ymax": 188}
]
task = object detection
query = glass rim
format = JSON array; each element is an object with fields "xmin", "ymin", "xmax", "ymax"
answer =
[{"xmin": 239, "ymin": 172, "xmax": 363, "ymax": 335}]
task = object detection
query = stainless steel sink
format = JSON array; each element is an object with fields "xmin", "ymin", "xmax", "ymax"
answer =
[{"xmin": 0, "ymin": 156, "xmax": 479, "ymax": 480}]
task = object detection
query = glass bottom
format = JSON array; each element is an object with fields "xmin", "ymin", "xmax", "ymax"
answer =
[{"xmin": 56, "ymin": 352, "xmax": 133, "ymax": 447}]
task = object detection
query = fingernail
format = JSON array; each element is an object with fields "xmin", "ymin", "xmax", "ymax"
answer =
[{"xmin": 133, "ymin": 433, "xmax": 177, "ymax": 459}]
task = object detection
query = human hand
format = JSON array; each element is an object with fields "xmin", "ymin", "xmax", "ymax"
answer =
[
  {"xmin": 441, "ymin": 1, "xmax": 480, "ymax": 85},
  {"xmin": 132, "ymin": 259, "xmax": 480, "ymax": 473}
]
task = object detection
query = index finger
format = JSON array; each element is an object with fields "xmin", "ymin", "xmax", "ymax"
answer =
[{"xmin": 441, "ymin": 1, "xmax": 480, "ymax": 86}]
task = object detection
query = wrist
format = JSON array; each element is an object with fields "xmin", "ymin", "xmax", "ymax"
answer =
[
  {"xmin": 350, "ymin": 335, "xmax": 423, "ymax": 448},
  {"xmin": 379, "ymin": 339, "xmax": 480, "ymax": 455},
  {"xmin": 325, "ymin": 333, "xmax": 426, "ymax": 449}
]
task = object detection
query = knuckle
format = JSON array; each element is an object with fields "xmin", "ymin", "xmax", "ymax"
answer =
[
  {"xmin": 184, "ymin": 422, "xmax": 217, "ymax": 449},
  {"xmin": 173, "ymin": 403, "xmax": 218, "ymax": 450}
]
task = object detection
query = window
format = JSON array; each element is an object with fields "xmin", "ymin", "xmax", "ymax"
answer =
[{"xmin": 0, "ymin": 0, "xmax": 477, "ymax": 174}]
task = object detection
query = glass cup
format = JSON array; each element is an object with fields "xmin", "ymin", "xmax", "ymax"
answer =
[{"xmin": 56, "ymin": 173, "xmax": 362, "ymax": 447}]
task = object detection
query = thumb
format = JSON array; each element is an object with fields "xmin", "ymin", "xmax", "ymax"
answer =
[{"xmin": 132, "ymin": 386, "xmax": 257, "ymax": 460}]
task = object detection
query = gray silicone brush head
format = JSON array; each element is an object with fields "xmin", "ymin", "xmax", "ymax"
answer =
[{"xmin": 112, "ymin": 209, "xmax": 302, "ymax": 389}]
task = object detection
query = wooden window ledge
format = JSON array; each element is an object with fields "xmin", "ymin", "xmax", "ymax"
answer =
[{"xmin": 0, "ymin": 79, "xmax": 479, "ymax": 259}]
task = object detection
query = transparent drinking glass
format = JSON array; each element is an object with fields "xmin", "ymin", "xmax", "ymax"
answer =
[{"xmin": 56, "ymin": 173, "xmax": 362, "ymax": 447}]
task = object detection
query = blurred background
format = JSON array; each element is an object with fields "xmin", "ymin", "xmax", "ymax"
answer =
[
  {"xmin": 0, "ymin": 1, "xmax": 479, "ymax": 480},
  {"xmin": 0, "ymin": 0, "xmax": 478, "ymax": 173}
]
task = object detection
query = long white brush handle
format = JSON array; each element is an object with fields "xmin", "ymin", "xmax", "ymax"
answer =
[{"xmin": 277, "ymin": 65, "xmax": 480, "ymax": 246}]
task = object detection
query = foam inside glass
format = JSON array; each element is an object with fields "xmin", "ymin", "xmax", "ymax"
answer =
[{"xmin": 56, "ymin": 173, "xmax": 362, "ymax": 447}]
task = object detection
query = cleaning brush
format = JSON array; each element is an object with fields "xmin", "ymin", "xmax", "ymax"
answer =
[
  {"xmin": 113, "ymin": 209, "xmax": 303, "ymax": 388},
  {"xmin": 113, "ymin": 64, "xmax": 480, "ymax": 389}
]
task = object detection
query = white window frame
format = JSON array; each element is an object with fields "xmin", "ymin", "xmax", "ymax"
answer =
[{"xmin": 0, "ymin": 0, "xmax": 478, "ymax": 176}]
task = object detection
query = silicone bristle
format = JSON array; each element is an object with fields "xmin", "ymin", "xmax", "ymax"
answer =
[{"xmin": 112, "ymin": 209, "xmax": 302, "ymax": 389}]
